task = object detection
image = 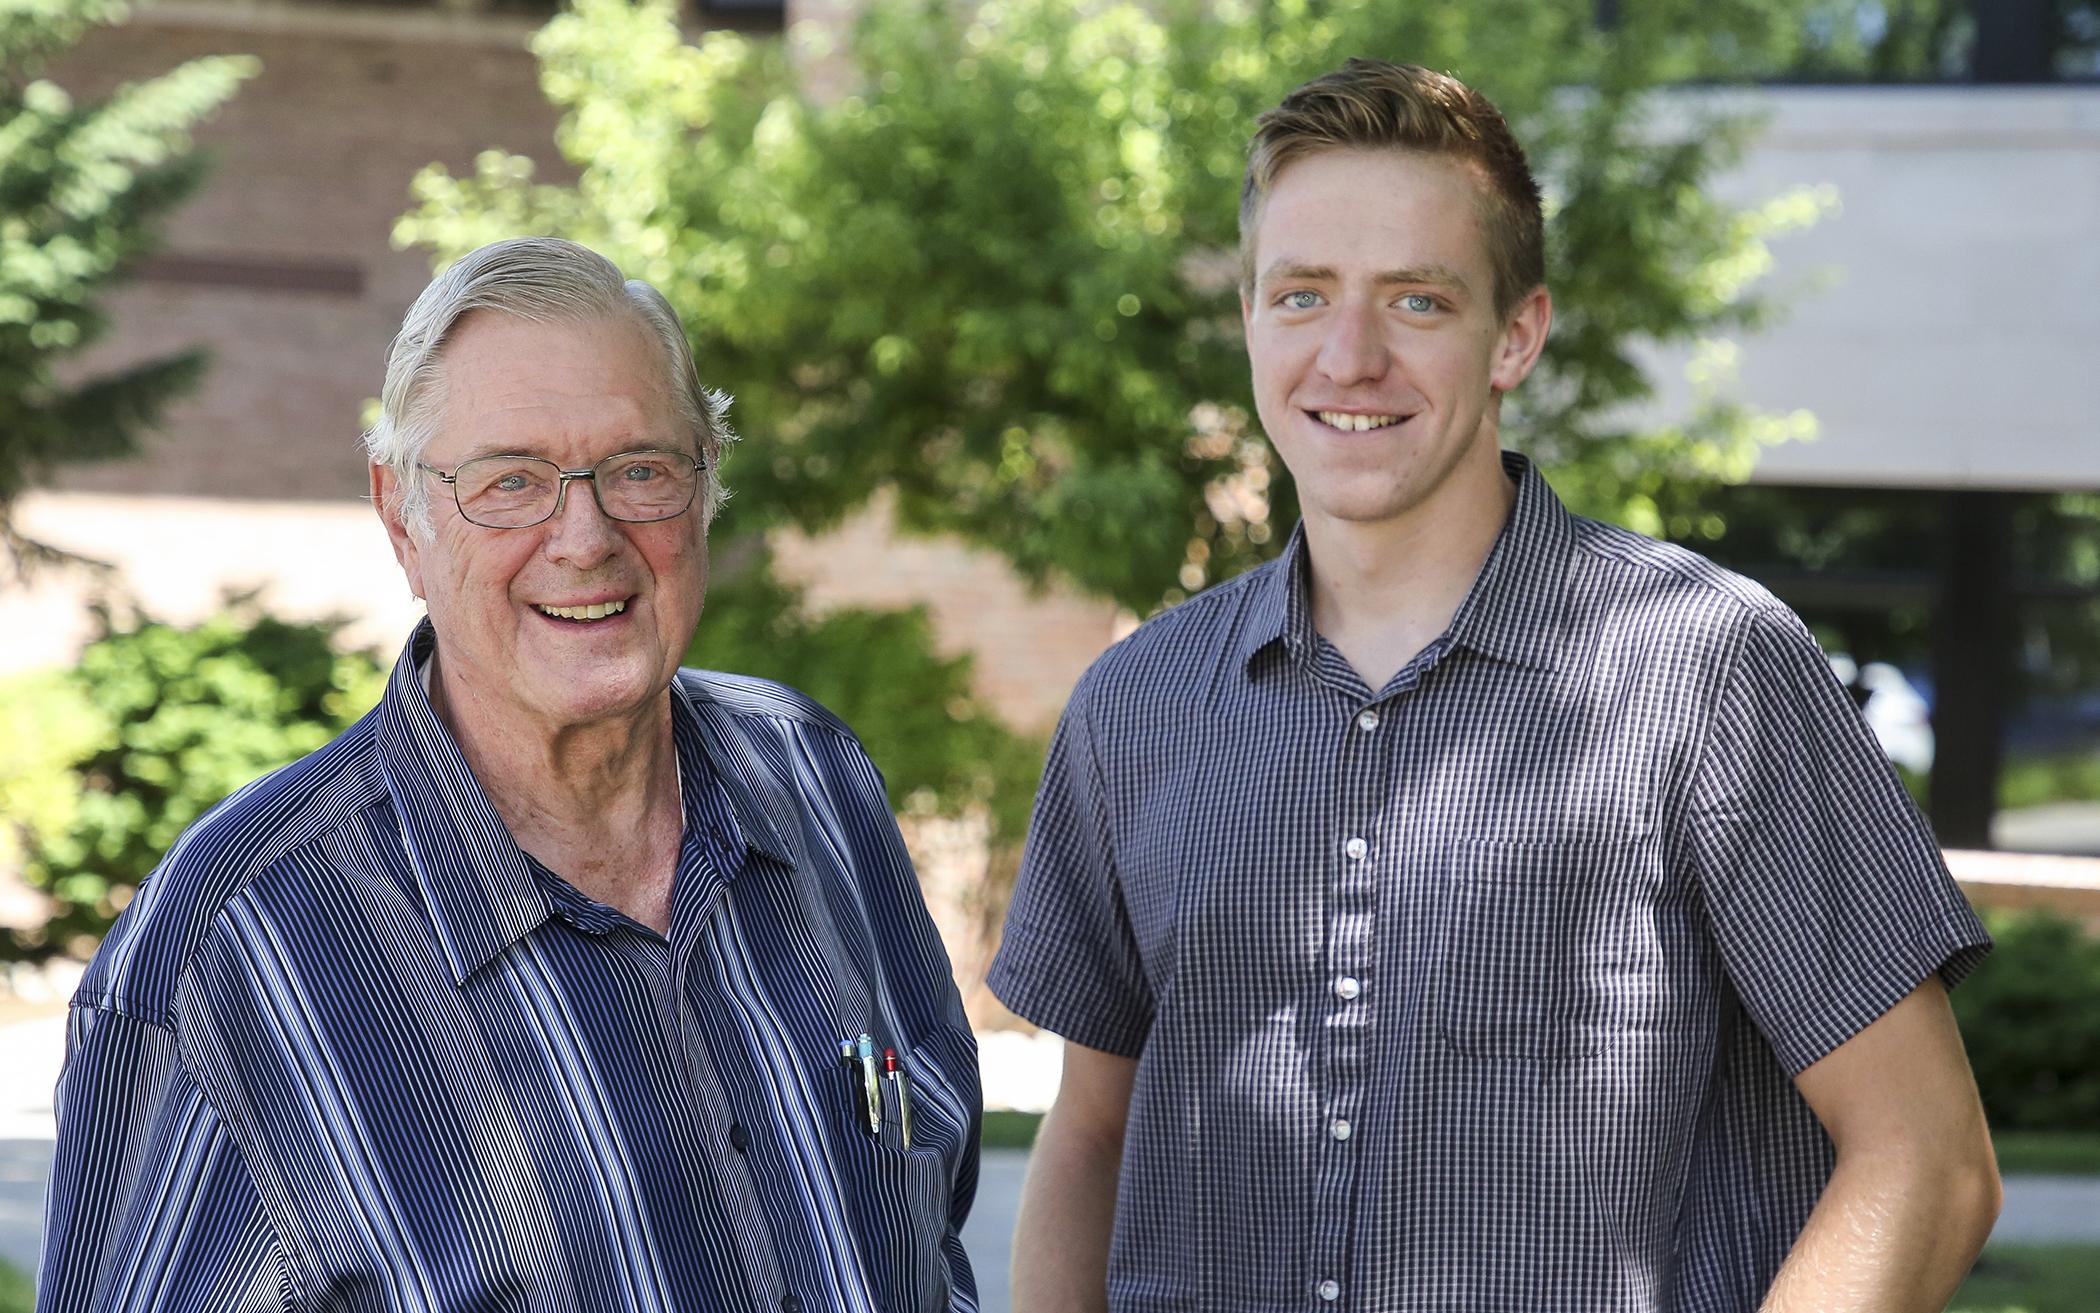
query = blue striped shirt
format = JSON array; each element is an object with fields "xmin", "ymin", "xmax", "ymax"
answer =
[{"xmin": 39, "ymin": 621, "xmax": 980, "ymax": 1313}]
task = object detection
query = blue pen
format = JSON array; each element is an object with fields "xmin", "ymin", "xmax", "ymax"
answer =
[{"xmin": 855, "ymin": 1033, "xmax": 884, "ymax": 1135}]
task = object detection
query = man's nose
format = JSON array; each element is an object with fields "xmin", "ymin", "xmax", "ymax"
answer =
[
  {"xmin": 541, "ymin": 475, "xmax": 623, "ymax": 568},
  {"xmin": 1315, "ymin": 301, "xmax": 1390, "ymax": 387}
]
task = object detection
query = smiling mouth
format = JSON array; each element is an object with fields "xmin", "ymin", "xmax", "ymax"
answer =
[
  {"xmin": 534, "ymin": 598, "xmax": 630, "ymax": 623},
  {"xmin": 1313, "ymin": 410, "xmax": 1409, "ymax": 432}
]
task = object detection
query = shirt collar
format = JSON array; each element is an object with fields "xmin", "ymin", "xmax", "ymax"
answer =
[
  {"xmin": 1442, "ymin": 451, "xmax": 1573, "ymax": 672},
  {"xmin": 1231, "ymin": 522, "xmax": 1313, "ymax": 671},
  {"xmin": 667, "ymin": 675, "xmax": 796, "ymax": 870},
  {"xmin": 373, "ymin": 620, "xmax": 789, "ymax": 985},
  {"xmin": 1235, "ymin": 450, "xmax": 1572, "ymax": 676}
]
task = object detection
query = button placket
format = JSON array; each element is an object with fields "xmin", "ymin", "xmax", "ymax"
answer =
[{"xmin": 1312, "ymin": 698, "xmax": 1382, "ymax": 1313}]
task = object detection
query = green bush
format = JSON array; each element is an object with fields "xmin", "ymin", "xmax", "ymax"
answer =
[
  {"xmin": 1953, "ymin": 910, "xmax": 2100, "ymax": 1134},
  {"xmin": 0, "ymin": 600, "xmax": 385, "ymax": 960},
  {"xmin": 687, "ymin": 559, "xmax": 1043, "ymax": 845},
  {"xmin": 2000, "ymin": 751, "xmax": 2100, "ymax": 811}
]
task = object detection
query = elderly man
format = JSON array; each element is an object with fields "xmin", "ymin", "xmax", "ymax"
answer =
[
  {"xmin": 39, "ymin": 237, "xmax": 979, "ymax": 1313},
  {"xmin": 991, "ymin": 60, "xmax": 1998, "ymax": 1313}
]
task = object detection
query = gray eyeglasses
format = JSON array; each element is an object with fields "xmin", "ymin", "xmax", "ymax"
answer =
[{"xmin": 417, "ymin": 449, "xmax": 705, "ymax": 529}]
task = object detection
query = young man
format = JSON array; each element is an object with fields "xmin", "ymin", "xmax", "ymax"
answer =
[{"xmin": 989, "ymin": 59, "xmax": 1999, "ymax": 1312}]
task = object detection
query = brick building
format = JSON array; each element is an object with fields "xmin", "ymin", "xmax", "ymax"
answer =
[{"xmin": 5, "ymin": 0, "xmax": 1124, "ymax": 734}]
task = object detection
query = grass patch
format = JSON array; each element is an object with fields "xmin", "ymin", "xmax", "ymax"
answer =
[
  {"xmin": 2000, "ymin": 750, "xmax": 2100, "ymax": 810},
  {"xmin": 1996, "ymin": 1131, "xmax": 2100, "ymax": 1176},
  {"xmin": 1953, "ymin": 1244, "xmax": 2100, "ymax": 1313},
  {"xmin": 0, "ymin": 1256, "xmax": 28, "ymax": 1313},
  {"xmin": 982, "ymin": 1109, "xmax": 1043, "ymax": 1150}
]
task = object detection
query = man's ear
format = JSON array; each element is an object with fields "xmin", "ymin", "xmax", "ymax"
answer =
[
  {"xmin": 1490, "ymin": 284, "xmax": 1553, "ymax": 394},
  {"xmin": 371, "ymin": 463, "xmax": 426, "ymax": 601}
]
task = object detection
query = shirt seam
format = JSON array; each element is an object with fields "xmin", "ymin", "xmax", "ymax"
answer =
[
  {"xmin": 1679, "ymin": 602, "xmax": 1785, "ymax": 836},
  {"xmin": 676, "ymin": 668, "xmax": 866, "ymax": 750},
  {"xmin": 69, "ymin": 991, "xmax": 297, "ymax": 1309}
]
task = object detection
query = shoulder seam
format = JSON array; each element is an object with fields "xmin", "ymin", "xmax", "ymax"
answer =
[
  {"xmin": 87, "ymin": 728, "xmax": 382, "ymax": 1029},
  {"xmin": 675, "ymin": 669, "xmax": 862, "ymax": 747},
  {"xmin": 68, "ymin": 989, "xmax": 178, "ymax": 1033},
  {"xmin": 1089, "ymin": 558, "xmax": 1280, "ymax": 667},
  {"xmin": 1566, "ymin": 516, "xmax": 1783, "ymax": 618}
]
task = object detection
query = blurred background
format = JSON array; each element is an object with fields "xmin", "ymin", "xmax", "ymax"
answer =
[{"xmin": 1, "ymin": 0, "xmax": 2098, "ymax": 1308}]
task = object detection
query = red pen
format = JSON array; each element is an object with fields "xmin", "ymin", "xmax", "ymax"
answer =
[{"xmin": 883, "ymin": 1047, "xmax": 914, "ymax": 1150}]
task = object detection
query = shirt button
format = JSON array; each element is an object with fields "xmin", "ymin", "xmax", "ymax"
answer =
[
  {"xmin": 1317, "ymin": 1279, "xmax": 1341, "ymax": 1302},
  {"xmin": 781, "ymin": 1296, "xmax": 802, "ymax": 1313},
  {"xmin": 1335, "ymin": 976, "xmax": 1362, "ymax": 1001},
  {"xmin": 1330, "ymin": 1118, "xmax": 1353, "ymax": 1141},
  {"xmin": 1343, "ymin": 837, "xmax": 1368, "ymax": 861},
  {"xmin": 1356, "ymin": 709, "xmax": 1380, "ymax": 732},
  {"xmin": 728, "ymin": 1123, "xmax": 750, "ymax": 1153}
]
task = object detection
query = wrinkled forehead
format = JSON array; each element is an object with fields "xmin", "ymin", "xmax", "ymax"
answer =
[{"xmin": 425, "ymin": 310, "xmax": 685, "ymax": 457}]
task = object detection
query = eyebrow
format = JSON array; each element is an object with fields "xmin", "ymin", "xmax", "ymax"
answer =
[
  {"xmin": 1257, "ymin": 260, "xmax": 1474, "ymax": 293},
  {"xmin": 445, "ymin": 439, "xmax": 683, "ymax": 465}
]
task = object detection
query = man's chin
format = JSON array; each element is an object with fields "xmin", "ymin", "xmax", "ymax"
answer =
[{"xmin": 515, "ymin": 649, "xmax": 672, "ymax": 728}]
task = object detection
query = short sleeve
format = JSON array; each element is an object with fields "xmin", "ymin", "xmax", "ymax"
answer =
[
  {"xmin": 40, "ymin": 1004, "xmax": 284, "ymax": 1313},
  {"xmin": 1687, "ymin": 607, "xmax": 1991, "ymax": 1076},
  {"xmin": 987, "ymin": 677, "xmax": 1154, "ymax": 1057}
]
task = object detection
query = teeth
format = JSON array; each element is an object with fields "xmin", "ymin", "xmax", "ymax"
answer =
[
  {"xmin": 536, "ymin": 599, "xmax": 627, "ymax": 621},
  {"xmin": 1316, "ymin": 411, "xmax": 1405, "ymax": 432}
]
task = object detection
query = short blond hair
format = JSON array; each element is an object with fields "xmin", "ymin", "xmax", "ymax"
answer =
[{"xmin": 1240, "ymin": 59, "xmax": 1545, "ymax": 320}]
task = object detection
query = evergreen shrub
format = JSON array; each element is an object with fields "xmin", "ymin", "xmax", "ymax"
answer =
[{"xmin": 1952, "ymin": 909, "xmax": 2100, "ymax": 1134}]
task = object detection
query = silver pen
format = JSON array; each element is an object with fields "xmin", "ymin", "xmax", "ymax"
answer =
[{"xmin": 855, "ymin": 1033, "xmax": 883, "ymax": 1135}]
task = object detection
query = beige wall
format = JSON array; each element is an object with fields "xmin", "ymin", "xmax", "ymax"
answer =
[{"xmin": 1670, "ymin": 87, "xmax": 2100, "ymax": 492}]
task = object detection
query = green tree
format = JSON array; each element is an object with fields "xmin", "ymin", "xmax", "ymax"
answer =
[
  {"xmin": 0, "ymin": 0, "xmax": 254, "ymax": 572},
  {"xmin": 395, "ymin": 0, "xmax": 1834, "ymax": 614}
]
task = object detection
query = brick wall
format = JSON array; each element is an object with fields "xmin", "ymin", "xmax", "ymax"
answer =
[
  {"xmin": 19, "ymin": 5, "xmax": 1123, "ymax": 728},
  {"xmin": 48, "ymin": 14, "xmax": 570, "ymax": 502}
]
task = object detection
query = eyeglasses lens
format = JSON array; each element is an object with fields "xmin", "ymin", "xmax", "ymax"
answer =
[
  {"xmin": 596, "ymin": 453, "xmax": 698, "ymax": 522},
  {"xmin": 450, "ymin": 453, "xmax": 699, "ymax": 528}
]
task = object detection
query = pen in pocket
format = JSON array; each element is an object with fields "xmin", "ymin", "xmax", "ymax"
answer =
[
  {"xmin": 854, "ymin": 1033, "xmax": 883, "ymax": 1135},
  {"xmin": 883, "ymin": 1047, "xmax": 913, "ymax": 1150},
  {"xmin": 837, "ymin": 1038, "xmax": 868, "ymax": 1133}
]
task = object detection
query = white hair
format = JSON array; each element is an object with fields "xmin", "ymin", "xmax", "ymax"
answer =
[{"xmin": 365, "ymin": 236, "xmax": 735, "ymax": 539}]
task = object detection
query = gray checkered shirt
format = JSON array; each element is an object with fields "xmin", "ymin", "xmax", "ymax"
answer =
[{"xmin": 988, "ymin": 452, "xmax": 1990, "ymax": 1312}]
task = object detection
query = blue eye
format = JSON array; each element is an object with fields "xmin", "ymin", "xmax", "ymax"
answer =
[
  {"xmin": 1400, "ymin": 294, "xmax": 1437, "ymax": 313},
  {"xmin": 621, "ymin": 463, "xmax": 657, "ymax": 483},
  {"xmin": 494, "ymin": 473, "xmax": 531, "ymax": 493},
  {"xmin": 1278, "ymin": 290, "xmax": 1324, "ymax": 311}
]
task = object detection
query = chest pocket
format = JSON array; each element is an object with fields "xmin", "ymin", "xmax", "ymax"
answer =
[
  {"xmin": 803, "ymin": 1034, "xmax": 966, "ymax": 1312},
  {"xmin": 1436, "ymin": 835, "xmax": 1665, "ymax": 1060}
]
